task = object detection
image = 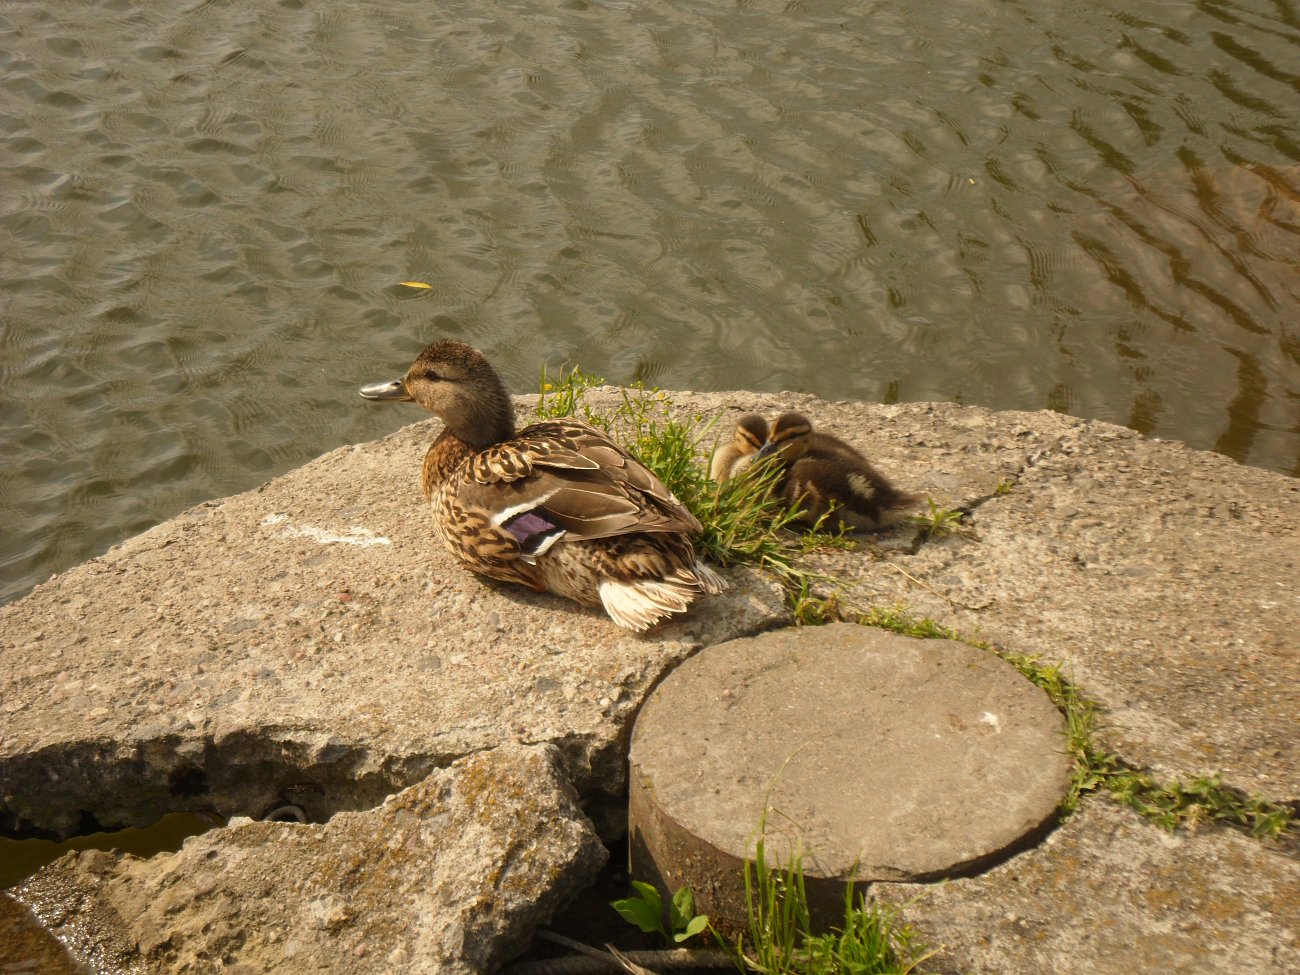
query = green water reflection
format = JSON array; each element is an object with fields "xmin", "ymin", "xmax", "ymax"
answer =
[
  {"xmin": 1, "ymin": 0, "xmax": 1297, "ymax": 605},
  {"xmin": 0, "ymin": 812, "xmax": 220, "ymax": 891}
]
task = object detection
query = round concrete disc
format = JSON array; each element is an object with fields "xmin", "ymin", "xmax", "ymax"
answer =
[{"xmin": 629, "ymin": 623, "xmax": 1071, "ymax": 928}]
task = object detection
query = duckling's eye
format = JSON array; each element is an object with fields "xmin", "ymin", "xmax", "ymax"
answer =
[{"xmin": 423, "ymin": 370, "xmax": 440, "ymax": 381}]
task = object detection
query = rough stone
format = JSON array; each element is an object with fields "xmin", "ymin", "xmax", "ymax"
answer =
[
  {"xmin": 12, "ymin": 743, "xmax": 607, "ymax": 974},
  {"xmin": 628, "ymin": 624, "xmax": 1071, "ymax": 931},
  {"xmin": 0, "ymin": 402, "xmax": 788, "ymax": 842},
  {"xmin": 2, "ymin": 389, "xmax": 1296, "ymax": 973},
  {"xmin": 874, "ymin": 799, "xmax": 1300, "ymax": 975},
  {"xmin": 778, "ymin": 396, "xmax": 1300, "ymax": 800}
]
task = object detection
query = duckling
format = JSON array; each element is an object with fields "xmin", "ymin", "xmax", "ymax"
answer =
[
  {"xmin": 756, "ymin": 412, "xmax": 921, "ymax": 531},
  {"xmin": 360, "ymin": 340, "xmax": 725, "ymax": 631},
  {"xmin": 709, "ymin": 413, "xmax": 769, "ymax": 483}
]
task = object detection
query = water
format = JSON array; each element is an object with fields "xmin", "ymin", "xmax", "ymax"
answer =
[
  {"xmin": 2, "ymin": 0, "xmax": 1297, "ymax": 605},
  {"xmin": 0, "ymin": 812, "xmax": 218, "ymax": 891},
  {"xmin": 0, "ymin": 812, "xmax": 218, "ymax": 972}
]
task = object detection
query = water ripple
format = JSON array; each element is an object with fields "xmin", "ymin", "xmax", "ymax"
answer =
[{"xmin": 2, "ymin": 0, "xmax": 1299, "ymax": 603}]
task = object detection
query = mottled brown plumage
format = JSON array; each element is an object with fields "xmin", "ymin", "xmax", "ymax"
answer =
[
  {"xmin": 361, "ymin": 340, "xmax": 725, "ymax": 630},
  {"xmin": 760, "ymin": 412, "xmax": 921, "ymax": 531},
  {"xmin": 709, "ymin": 413, "xmax": 769, "ymax": 483}
]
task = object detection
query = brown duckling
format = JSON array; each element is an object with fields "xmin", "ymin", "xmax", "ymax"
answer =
[
  {"xmin": 360, "ymin": 340, "xmax": 725, "ymax": 631},
  {"xmin": 709, "ymin": 413, "xmax": 769, "ymax": 483},
  {"xmin": 756, "ymin": 412, "xmax": 921, "ymax": 531}
]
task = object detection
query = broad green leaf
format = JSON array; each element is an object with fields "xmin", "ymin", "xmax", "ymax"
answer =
[
  {"xmin": 630, "ymin": 880, "xmax": 663, "ymax": 917},
  {"xmin": 611, "ymin": 896, "xmax": 664, "ymax": 935},
  {"xmin": 674, "ymin": 914, "xmax": 709, "ymax": 943}
]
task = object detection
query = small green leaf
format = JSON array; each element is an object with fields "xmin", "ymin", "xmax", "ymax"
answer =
[
  {"xmin": 673, "ymin": 914, "xmax": 709, "ymax": 943},
  {"xmin": 670, "ymin": 886, "xmax": 696, "ymax": 930},
  {"xmin": 611, "ymin": 896, "xmax": 664, "ymax": 935},
  {"xmin": 630, "ymin": 881, "xmax": 663, "ymax": 918}
]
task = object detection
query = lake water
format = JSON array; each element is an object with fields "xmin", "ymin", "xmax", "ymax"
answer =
[{"xmin": 2, "ymin": 0, "xmax": 1298, "ymax": 605}]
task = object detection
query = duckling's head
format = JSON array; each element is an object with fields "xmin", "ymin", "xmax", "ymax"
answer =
[
  {"xmin": 756, "ymin": 412, "xmax": 813, "ymax": 464},
  {"xmin": 732, "ymin": 413, "xmax": 769, "ymax": 457},
  {"xmin": 360, "ymin": 340, "xmax": 515, "ymax": 447}
]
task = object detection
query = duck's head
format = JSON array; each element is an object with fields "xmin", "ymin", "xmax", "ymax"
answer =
[
  {"xmin": 360, "ymin": 340, "xmax": 515, "ymax": 447},
  {"xmin": 756, "ymin": 412, "xmax": 813, "ymax": 464}
]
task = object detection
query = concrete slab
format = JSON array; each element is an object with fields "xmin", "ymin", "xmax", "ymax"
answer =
[
  {"xmin": 791, "ymin": 405, "xmax": 1300, "ymax": 799},
  {"xmin": 874, "ymin": 799, "xmax": 1300, "ymax": 975},
  {"xmin": 2, "ymin": 388, "xmax": 1295, "ymax": 971},
  {"xmin": 628, "ymin": 624, "xmax": 1071, "ymax": 930},
  {"xmin": 11, "ymin": 743, "xmax": 607, "ymax": 975},
  {"xmin": 0, "ymin": 404, "xmax": 787, "ymax": 841}
]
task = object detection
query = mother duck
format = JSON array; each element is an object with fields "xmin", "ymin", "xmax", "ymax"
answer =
[{"xmin": 360, "ymin": 340, "xmax": 725, "ymax": 631}]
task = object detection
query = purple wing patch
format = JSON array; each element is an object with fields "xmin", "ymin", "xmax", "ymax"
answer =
[{"xmin": 504, "ymin": 511, "xmax": 565, "ymax": 555}]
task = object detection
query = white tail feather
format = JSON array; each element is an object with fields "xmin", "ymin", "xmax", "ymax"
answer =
[
  {"xmin": 598, "ymin": 580, "xmax": 689, "ymax": 631},
  {"xmin": 597, "ymin": 563, "xmax": 728, "ymax": 631}
]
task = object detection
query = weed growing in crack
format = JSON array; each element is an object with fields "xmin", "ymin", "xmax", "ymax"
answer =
[
  {"xmin": 611, "ymin": 881, "xmax": 710, "ymax": 945},
  {"xmin": 856, "ymin": 605, "xmax": 1294, "ymax": 839},
  {"xmin": 787, "ymin": 576, "xmax": 842, "ymax": 626},
  {"xmin": 738, "ymin": 830, "xmax": 935, "ymax": 975},
  {"xmin": 906, "ymin": 499, "xmax": 970, "ymax": 539}
]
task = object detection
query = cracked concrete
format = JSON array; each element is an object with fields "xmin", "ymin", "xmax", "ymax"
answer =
[
  {"xmin": 0, "ymin": 400, "xmax": 788, "ymax": 843},
  {"xmin": 1, "ymin": 390, "xmax": 1296, "ymax": 973},
  {"xmin": 14, "ymin": 744, "xmax": 607, "ymax": 975},
  {"xmin": 874, "ymin": 799, "xmax": 1300, "ymax": 975}
]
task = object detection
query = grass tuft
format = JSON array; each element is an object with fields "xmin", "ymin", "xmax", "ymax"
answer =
[
  {"xmin": 905, "ymin": 499, "xmax": 968, "ymax": 538},
  {"xmin": 535, "ymin": 367, "xmax": 809, "ymax": 582},
  {"xmin": 738, "ymin": 831, "xmax": 933, "ymax": 975}
]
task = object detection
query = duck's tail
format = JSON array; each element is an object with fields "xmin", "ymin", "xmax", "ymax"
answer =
[{"xmin": 598, "ymin": 562, "xmax": 728, "ymax": 632}]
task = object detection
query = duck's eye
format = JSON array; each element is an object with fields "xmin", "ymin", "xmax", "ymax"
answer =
[{"xmin": 424, "ymin": 370, "xmax": 440, "ymax": 381}]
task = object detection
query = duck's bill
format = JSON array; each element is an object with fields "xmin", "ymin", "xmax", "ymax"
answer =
[
  {"xmin": 358, "ymin": 379, "xmax": 412, "ymax": 402},
  {"xmin": 754, "ymin": 442, "xmax": 780, "ymax": 463}
]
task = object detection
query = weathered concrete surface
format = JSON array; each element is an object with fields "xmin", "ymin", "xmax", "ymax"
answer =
[
  {"xmin": 2, "ymin": 389, "xmax": 1297, "ymax": 973},
  {"xmin": 13, "ymin": 744, "xmax": 605, "ymax": 974},
  {"xmin": 0, "ymin": 401, "xmax": 787, "ymax": 842},
  {"xmin": 629, "ymin": 625, "xmax": 1070, "ymax": 932},
  {"xmin": 874, "ymin": 798, "xmax": 1300, "ymax": 975},
  {"xmin": 762, "ymin": 394, "xmax": 1300, "ymax": 801}
]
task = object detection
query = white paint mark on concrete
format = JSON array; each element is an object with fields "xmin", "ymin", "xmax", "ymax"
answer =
[{"xmin": 260, "ymin": 513, "xmax": 391, "ymax": 547}]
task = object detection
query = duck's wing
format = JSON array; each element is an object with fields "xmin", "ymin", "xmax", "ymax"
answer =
[{"xmin": 456, "ymin": 419, "xmax": 702, "ymax": 541}]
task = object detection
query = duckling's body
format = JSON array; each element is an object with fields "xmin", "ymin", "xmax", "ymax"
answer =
[
  {"xmin": 361, "ymin": 340, "xmax": 724, "ymax": 631},
  {"xmin": 761, "ymin": 412, "xmax": 920, "ymax": 531},
  {"xmin": 709, "ymin": 413, "xmax": 769, "ymax": 483}
]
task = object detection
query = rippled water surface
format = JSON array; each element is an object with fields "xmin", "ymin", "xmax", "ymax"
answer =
[{"xmin": 2, "ymin": 0, "xmax": 1298, "ymax": 603}]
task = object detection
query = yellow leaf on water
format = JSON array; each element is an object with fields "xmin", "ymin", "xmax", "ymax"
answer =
[{"xmin": 400, "ymin": 281, "xmax": 433, "ymax": 289}]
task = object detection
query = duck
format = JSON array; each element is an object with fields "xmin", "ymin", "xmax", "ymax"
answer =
[
  {"xmin": 709, "ymin": 413, "xmax": 769, "ymax": 483},
  {"xmin": 359, "ymin": 340, "xmax": 726, "ymax": 631},
  {"xmin": 755, "ymin": 411, "xmax": 921, "ymax": 531}
]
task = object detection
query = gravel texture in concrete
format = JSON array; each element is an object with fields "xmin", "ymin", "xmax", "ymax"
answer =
[
  {"xmin": 874, "ymin": 799, "xmax": 1300, "ymax": 975},
  {"xmin": 2, "ymin": 390, "xmax": 1296, "ymax": 974}
]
